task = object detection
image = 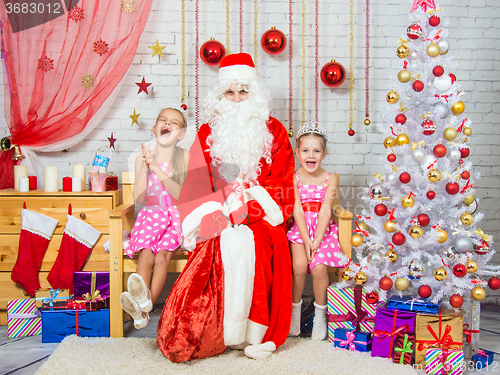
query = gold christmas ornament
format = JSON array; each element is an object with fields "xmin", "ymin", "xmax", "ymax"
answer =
[
  {"xmin": 466, "ymin": 259, "xmax": 479, "ymax": 273},
  {"xmin": 398, "ymin": 69, "xmax": 412, "ymax": 83},
  {"xmin": 341, "ymin": 268, "xmax": 353, "ymax": 281},
  {"xmin": 397, "ymin": 44, "xmax": 410, "ymax": 58},
  {"xmin": 354, "ymin": 271, "xmax": 368, "ymax": 285},
  {"xmin": 384, "ymin": 220, "xmax": 397, "ymax": 233},
  {"xmin": 410, "ymin": 225, "xmax": 424, "ymax": 239},
  {"xmin": 358, "ymin": 222, "xmax": 370, "ymax": 233},
  {"xmin": 364, "ymin": 118, "xmax": 371, "ymax": 126},
  {"xmin": 396, "ymin": 133, "xmax": 410, "ymax": 146},
  {"xmin": 463, "ymin": 194, "xmax": 475, "ymax": 205},
  {"xmin": 385, "ymin": 249, "xmax": 399, "ymax": 263},
  {"xmin": 401, "ymin": 195, "xmax": 415, "ymax": 208},
  {"xmin": 350, "ymin": 234, "xmax": 364, "ymax": 247},
  {"xmin": 434, "ymin": 267, "xmax": 448, "ymax": 281},
  {"xmin": 463, "ymin": 127, "xmax": 472, "ymax": 136},
  {"xmin": 443, "ymin": 127, "xmax": 458, "ymax": 141},
  {"xmin": 288, "ymin": 130, "xmax": 295, "ymax": 138},
  {"xmin": 428, "ymin": 169, "xmax": 442, "ymax": 183},
  {"xmin": 461, "ymin": 212, "xmax": 474, "ymax": 226},
  {"xmin": 471, "ymin": 286, "xmax": 486, "ymax": 301},
  {"xmin": 437, "ymin": 229, "xmax": 448, "ymax": 243},
  {"xmin": 451, "ymin": 101, "xmax": 465, "ymax": 116},
  {"xmin": 395, "ymin": 277, "xmax": 409, "ymax": 291},
  {"xmin": 427, "ymin": 42, "xmax": 440, "ymax": 57},
  {"xmin": 384, "ymin": 137, "xmax": 396, "ymax": 148},
  {"xmin": 386, "ymin": 90, "xmax": 400, "ymax": 104}
]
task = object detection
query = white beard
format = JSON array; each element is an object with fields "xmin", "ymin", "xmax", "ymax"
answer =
[{"xmin": 207, "ymin": 98, "xmax": 273, "ymax": 190}]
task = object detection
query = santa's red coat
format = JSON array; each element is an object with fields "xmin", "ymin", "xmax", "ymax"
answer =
[{"xmin": 157, "ymin": 117, "xmax": 295, "ymax": 362}]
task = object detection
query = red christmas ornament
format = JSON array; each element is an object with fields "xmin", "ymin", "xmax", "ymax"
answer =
[
  {"xmin": 181, "ymin": 104, "xmax": 188, "ymax": 111},
  {"xmin": 429, "ymin": 15, "xmax": 441, "ymax": 27},
  {"xmin": 320, "ymin": 60, "xmax": 346, "ymax": 88},
  {"xmin": 413, "ymin": 80, "xmax": 424, "ymax": 92},
  {"xmin": 417, "ymin": 213, "xmax": 430, "ymax": 227},
  {"xmin": 488, "ymin": 276, "xmax": 500, "ymax": 290},
  {"xmin": 387, "ymin": 154, "xmax": 396, "ymax": 163},
  {"xmin": 449, "ymin": 73, "xmax": 457, "ymax": 83},
  {"xmin": 392, "ymin": 232, "xmax": 406, "ymax": 246},
  {"xmin": 461, "ymin": 171, "xmax": 470, "ymax": 180},
  {"xmin": 379, "ymin": 276, "xmax": 393, "ymax": 290},
  {"xmin": 200, "ymin": 39, "xmax": 226, "ymax": 66},
  {"xmin": 399, "ymin": 172, "xmax": 411, "ymax": 184},
  {"xmin": 433, "ymin": 65, "xmax": 444, "ymax": 77},
  {"xmin": 348, "ymin": 129, "xmax": 355, "ymax": 136},
  {"xmin": 426, "ymin": 190, "xmax": 436, "ymax": 200},
  {"xmin": 446, "ymin": 182, "xmax": 460, "ymax": 195},
  {"xmin": 453, "ymin": 263, "xmax": 467, "ymax": 278},
  {"xmin": 366, "ymin": 291, "xmax": 379, "ymax": 305},
  {"xmin": 374, "ymin": 203, "xmax": 388, "ymax": 217},
  {"xmin": 407, "ymin": 23, "xmax": 422, "ymax": 39},
  {"xmin": 449, "ymin": 294, "xmax": 464, "ymax": 308},
  {"xmin": 418, "ymin": 285, "xmax": 432, "ymax": 298},
  {"xmin": 475, "ymin": 240, "xmax": 489, "ymax": 255},
  {"xmin": 261, "ymin": 27, "xmax": 287, "ymax": 55},
  {"xmin": 395, "ymin": 114, "xmax": 407, "ymax": 125},
  {"xmin": 460, "ymin": 147, "xmax": 470, "ymax": 159},
  {"xmin": 433, "ymin": 144, "xmax": 447, "ymax": 158},
  {"xmin": 421, "ymin": 119, "xmax": 436, "ymax": 135}
]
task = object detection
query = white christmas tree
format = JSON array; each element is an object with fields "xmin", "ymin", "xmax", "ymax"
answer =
[{"xmin": 344, "ymin": 0, "xmax": 500, "ymax": 308}]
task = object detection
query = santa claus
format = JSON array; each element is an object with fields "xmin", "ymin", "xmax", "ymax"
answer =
[{"xmin": 157, "ymin": 53, "xmax": 295, "ymax": 361}]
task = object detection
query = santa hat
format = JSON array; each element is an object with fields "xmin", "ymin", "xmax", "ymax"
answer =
[{"xmin": 218, "ymin": 53, "xmax": 258, "ymax": 82}]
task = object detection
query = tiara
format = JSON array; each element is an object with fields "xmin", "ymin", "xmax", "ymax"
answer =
[{"xmin": 296, "ymin": 120, "xmax": 328, "ymax": 141}]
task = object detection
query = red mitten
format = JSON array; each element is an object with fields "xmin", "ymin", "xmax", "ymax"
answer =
[
  {"xmin": 199, "ymin": 210, "xmax": 228, "ymax": 240},
  {"xmin": 229, "ymin": 200, "xmax": 265, "ymax": 225}
]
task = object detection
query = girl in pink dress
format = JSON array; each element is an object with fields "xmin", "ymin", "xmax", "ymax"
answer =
[
  {"xmin": 120, "ymin": 106, "xmax": 190, "ymax": 329},
  {"xmin": 287, "ymin": 121, "xmax": 348, "ymax": 341}
]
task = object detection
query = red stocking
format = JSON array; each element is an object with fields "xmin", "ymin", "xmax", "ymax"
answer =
[
  {"xmin": 47, "ymin": 215, "xmax": 100, "ymax": 293},
  {"xmin": 11, "ymin": 209, "xmax": 59, "ymax": 296}
]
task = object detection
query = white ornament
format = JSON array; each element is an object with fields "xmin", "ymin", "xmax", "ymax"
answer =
[
  {"xmin": 449, "ymin": 149, "xmax": 461, "ymax": 161},
  {"xmin": 434, "ymin": 75, "xmax": 452, "ymax": 92},
  {"xmin": 387, "ymin": 172, "xmax": 398, "ymax": 185},
  {"xmin": 410, "ymin": 51, "xmax": 418, "ymax": 60},
  {"xmin": 412, "ymin": 149, "xmax": 425, "ymax": 162},
  {"xmin": 454, "ymin": 235, "xmax": 474, "ymax": 253},
  {"xmin": 437, "ymin": 39, "xmax": 450, "ymax": 54},
  {"xmin": 419, "ymin": 155, "xmax": 438, "ymax": 171},
  {"xmin": 432, "ymin": 101, "xmax": 449, "ymax": 119}
]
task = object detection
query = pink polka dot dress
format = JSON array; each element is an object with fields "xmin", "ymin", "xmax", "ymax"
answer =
[
  {"xmin": 125, "ymin": 162, "xmax": 182, "ymax": 258},
  {"xmin": 287, "ymin": 173, "xmax": 348, "ymax": 271}
]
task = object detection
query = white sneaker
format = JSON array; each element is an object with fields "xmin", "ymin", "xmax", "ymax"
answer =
[
  {"xmin": 127, "ymin": 273, "xmax": 153, "ymax": 313},
  {"xmin": 120, "ymin": 291, "xmax": 149, "ymax": 329}
]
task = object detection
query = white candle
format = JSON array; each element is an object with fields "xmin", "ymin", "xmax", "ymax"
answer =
[
  {"xmin": 72, "ymin": 177, "xmax": 82, "ymax": 192},
  {"xmin": 14, "ymin": 165, "xmax": 28, "ymax": 191},
  {"xmin": 19, "ymin": 177, "xmax": 29, "ymax": 192},
  {"xmin": 44, "ymin": 165, "xmax": 58, "ymax": 192},
  {"xmin": 72, "ymin": 163, "xmax": 86, "ymax": 190}
]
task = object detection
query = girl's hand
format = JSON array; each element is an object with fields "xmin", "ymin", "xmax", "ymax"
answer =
[
  {"xmin": 141, "ymin": 144, "xmax": 158, "ymax": 171},
  {"xmin": 304, "ymin": 239, "xmax": 315, "ymax": 264}
]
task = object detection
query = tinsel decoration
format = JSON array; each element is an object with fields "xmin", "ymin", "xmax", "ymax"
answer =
[
  {"xmin": 195, "ymin": 0, "xmax": 200, "ymax": 131},
  {"xmin": 181, "ymin": 0, "xmax": 186, "ymax": 108},
  {"xmin": 302, "ymin": 0, "xmax": 306, "ymax": 123},
  {"xmin": 288, "ymin": 0, "xmax": 294, "ymax": 137},
  {"xmin": 348, "ymin": 0, "xmax": 354, "ymax": 136},
  {"xmin": 365, "ymin": 0, "xmax": 370, "ymax": 126},
  {"xmin": 315, "ymin": 0, "xmax": 319, "ymax": 122},
  {"xmin": 239, "ymin": 0, "xmax": 243, "ymax": 53}
]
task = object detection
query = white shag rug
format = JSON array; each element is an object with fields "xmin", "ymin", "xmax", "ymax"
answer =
[{"xmin": 35, "ymin": 336, "xmax": 420, "ymax": 375}]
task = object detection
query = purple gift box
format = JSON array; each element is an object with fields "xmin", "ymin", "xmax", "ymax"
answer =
[
  {"xmin": 74, "ymin": 272, "xmax": 110, "ymax": 301},
  {"xmin": 371, "ymin": 306, "xmax": 416, "ymax": 359}
]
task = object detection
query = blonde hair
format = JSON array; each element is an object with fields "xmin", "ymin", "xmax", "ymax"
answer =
[{"xmin": 296, "ymin": 132, "xmax": 327, "ymax": 152}]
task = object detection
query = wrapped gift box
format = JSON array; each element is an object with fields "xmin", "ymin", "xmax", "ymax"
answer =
[
  {"xmin": 387, "ymin": 295, "xmax": 439, "ymax": 315},
  {"xmin": 462, "ymin": 300, "xmax": 480, "ymax": 359},
  {"xmin": 74, "ymin": 271, "xmax": 110, "ymax": 302},
  {"xmin": 333, "ymin": 328, "xmax": 372, "ymax": 352},
  {"xmin": 415, "ymin": 310, "xmax": 463, "ymax": 365},
  {"xmin": 471, "ymin": 350, "xmax": 494, "ymax": 370},
  {"xmin": 371, "ymin": 306, "xmax": 416, "ymax": 358},
  {"xmin": 393, "ymin": 333, "xmax": 415, "ymax": 365},
  {"xmin": 425, "ymin": 348, "xmax": 464, "ymax": 375},
  {"xmin": 7, "ymin": 298, "xmax": 41, "ymax": 338},
  {"xmin": 327, "ymin": 284, "xmax": 377, "ymax": 342},
  {"xmin": 41, "ymin": 307, "xmax": 110, "ymax": 343},
  {"xmin": 35, "ymin": 288, "xmax": 72, "ymax": 308}
]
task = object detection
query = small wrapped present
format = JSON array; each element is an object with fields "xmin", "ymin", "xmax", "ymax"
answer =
[
  {"xmin": 105, "ymin": 174, "xmax": 118, "ymax": 191},
  {"xmin": 393, "ymin": 333, "xmax": 415, "ymax": 365},
  {"xmin": 7, "ymin": 298, "xmax": 41, "ymax": 338},
  {"xmin": 74, "ymin": 271, "xmax": 110, "ymax": 301},
  {"xmin": 425, "ymin": 348, "xmax": 464, "ymax": 375},
  {"xmin": 372, "ymin": 306, "xmax": 416, "ymax": 358},
  {"xmin": 35, "ymin": 288, "xmax": 72, "ymax": 308},
  {"xmin": 327, "ymin": 284, "xmax": 377, "ymax": 343},
  {"xmin": 415, "ymin": 310, "xmax": 463, "ymax": 365},
  {"xmin": 471, "ymin": 349, "xmax": 494, "ymax": 370},
  {"xmin": 333, "ymin": 328, "xmax": 372, "ymax": 352},
  {"xmin": 462, "ymin": 300, "xmax": 480, "ymax": 359},
  {"xmin": 86, "ymin": 298, "xmax": 110, "ymax": 312},
  {"xmin": 387, "ymin": 295, "xmax": 439, "ymax": 315}
]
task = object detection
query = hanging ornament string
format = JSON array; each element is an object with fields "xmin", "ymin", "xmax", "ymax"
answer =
[
  {"xmin": 254, "ymin": 0, "xmax": 258, "ymax": 66},
  {"xmin": 226, "ymin": 0, "xmax": 230, "ymax": 54},
  {"xmin": 195, "ymin": 0, "xmax": 200, "ymax": 131},
  {"xmin": 288, "ymin": 0, "xmax": 294, "ymax": 137},
  {"xmin": 181, "ymin": 0, "xmax": 186, "ymax": 106},
  {"xmin": 315, "ymin": 0, "xmax": 319, "ymax": 121},
  {"xmin": 364, "ymin": 0, "xmax": 370, "ymax": 126},
  {"xmin": 239, "ymin": 0, "xmax": 243, "ymax": 53},
  {"xmin": 301, "ymin": 0, "xmax": 306, "ymax": 123},
  {"xmin": 348, "ymin": 0, "xmax": 354, "ymax": 134}
]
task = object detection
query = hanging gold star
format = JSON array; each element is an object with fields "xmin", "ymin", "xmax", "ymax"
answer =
[
  {"xmin": 130, "ymin": 109, "xmax": 140, "ymax": 126},
  {"xmin": 81, "ymin": 74, "xmax": 95, "ymax": 90},
  {"xmin": 149, "ymin": 40, "xmax": 166, "ymax": 57},
  {"xmin": 121, "ymin": 0, "xmax": 135, "ymax": 14}
]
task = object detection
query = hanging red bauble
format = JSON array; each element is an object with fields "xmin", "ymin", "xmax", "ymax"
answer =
[
  {"xmin": 387, "ymin": 154, "xmax": 396, "ymax": 163},
  {"xmin": 475, "ymin": 240, "xmax": 489, "ymax": 255},
  {"xmin": 366, "ymin": 291, "xmax": 379, "ymax": 305},
  {"xmin": 450, "ymin": 73, "xmax": 457, "ymax": 83},
  {"xmin": 200, "ymin": 39, "xmax": 226, "ymax": 66},
  {"xmin": 460, "ymin": 147, "xmax": 470, "ymax": 159},
  {"xmin": 426, "ymin": 190, "xmax": 436, "ymax": 200},
  {"xmin": 379, "ymin": 276, "xmax": 393, "ymax": 290},
  {"xmin": 433, "ymin": 144, "xmax": 447, "ymax": 158},
  {"xmin": 449, "ymin": 294, "xmax": 464, "ymax": 308},
  {"xmin": 392, "ymin": 232, "xmax": 406, "ymax": 246},
  {"xmin": 399, "ymin": 172, "xmax": 411, "ymax": 184},
  {"xmin": 261, "ymin": 27, "xmax": 287, "ymax": 55},
  {"xmin": 407, "ymin": 23, "xmax": 422, "ymax": 39},
  {"xmin": 417, "ymin": 213, "xmax": 430, "ymax": 227},
  {"xmin": 446, "ymin": 182, "xmax": 460, "ymax": 195},
  {"xmin": 374, "ymin": 203, "xmax": 388, "ymax": 216},
  {"xmin": 395, "ymin": 113, "xmax": 407, "ymax": 125},
  {"xmin": 488, "ymin": 276, "xmax": 500, "ymax": 290},
  {"xmin": 348, "ymin": 129, "xmax": 355, "ymax": 136},
  {"xmin": 461, "ymin": 171, "xmax": 471, "ymax": 180},
  {"xmin": 413, "ymin": 80, "xmax": 424, "ymax": 92},
  {"xmin": 453, "ymin": 263, "xmax": 467, "ymax": 278},
  {"xmin": 181, "ymin": 104, "xmax": 188, "ymax": 111},
  {"xmin": 418, "ymin": 285, "xmax": 432, "ymax": 298},
  {"xmin": 433, "ymin": 65, "xmax": 444, "ymax": 77},
  {"xmin": 421, "ymin": 119, "xmax": 436, "ymax": 135},
  {"xmin": 429, "ymin": 15, "xmax": 441, "ymax": 27},
  {"xmin": 320, "ymin": 59, "xmax": 346, "ymax": 88}
]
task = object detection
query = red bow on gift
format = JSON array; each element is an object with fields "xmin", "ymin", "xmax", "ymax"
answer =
[
  {"xmin": 334, "ymin": 330, "xmax": 368, "ymax": 351},
  {"xmin": 463, "ymin": 323, "xmax": 480, "ymax": 344},
  {"xmin": 417, "ymin": 311, "xmax": 462, "ymax": 352},
  {"xmin": 437, "ymin": 350, "xmax": 452, "ymax": 375}
]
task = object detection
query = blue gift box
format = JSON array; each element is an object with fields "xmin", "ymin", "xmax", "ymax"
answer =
[
  {"xmin": 387, "ymin": 295, "xmax": 439, "ymax": 314},
  {"xmin": 333, "ymin": 328, "xmax": 372, "ymax": 352},
  {"xmin": 472, "ymin": 350, "xmax": 494, "ymax": 370},
  {"xmin": 41, "ymin": 308, "xmax": 110, "ymax": 343}
]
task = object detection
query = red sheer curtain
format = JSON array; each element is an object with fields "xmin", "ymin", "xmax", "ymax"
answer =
[{"xmin": 0, "ymin": 0, "xmax": 153, "ymax": 189}]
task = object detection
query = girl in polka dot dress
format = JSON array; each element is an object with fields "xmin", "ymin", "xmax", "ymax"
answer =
[
  {"xmin": 120, "ymin": 106, "xmax": 189, "ymax": 329},
  {"xmin": 287, "ymin": 120, "xmax": 348, "ymax": 341}
]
